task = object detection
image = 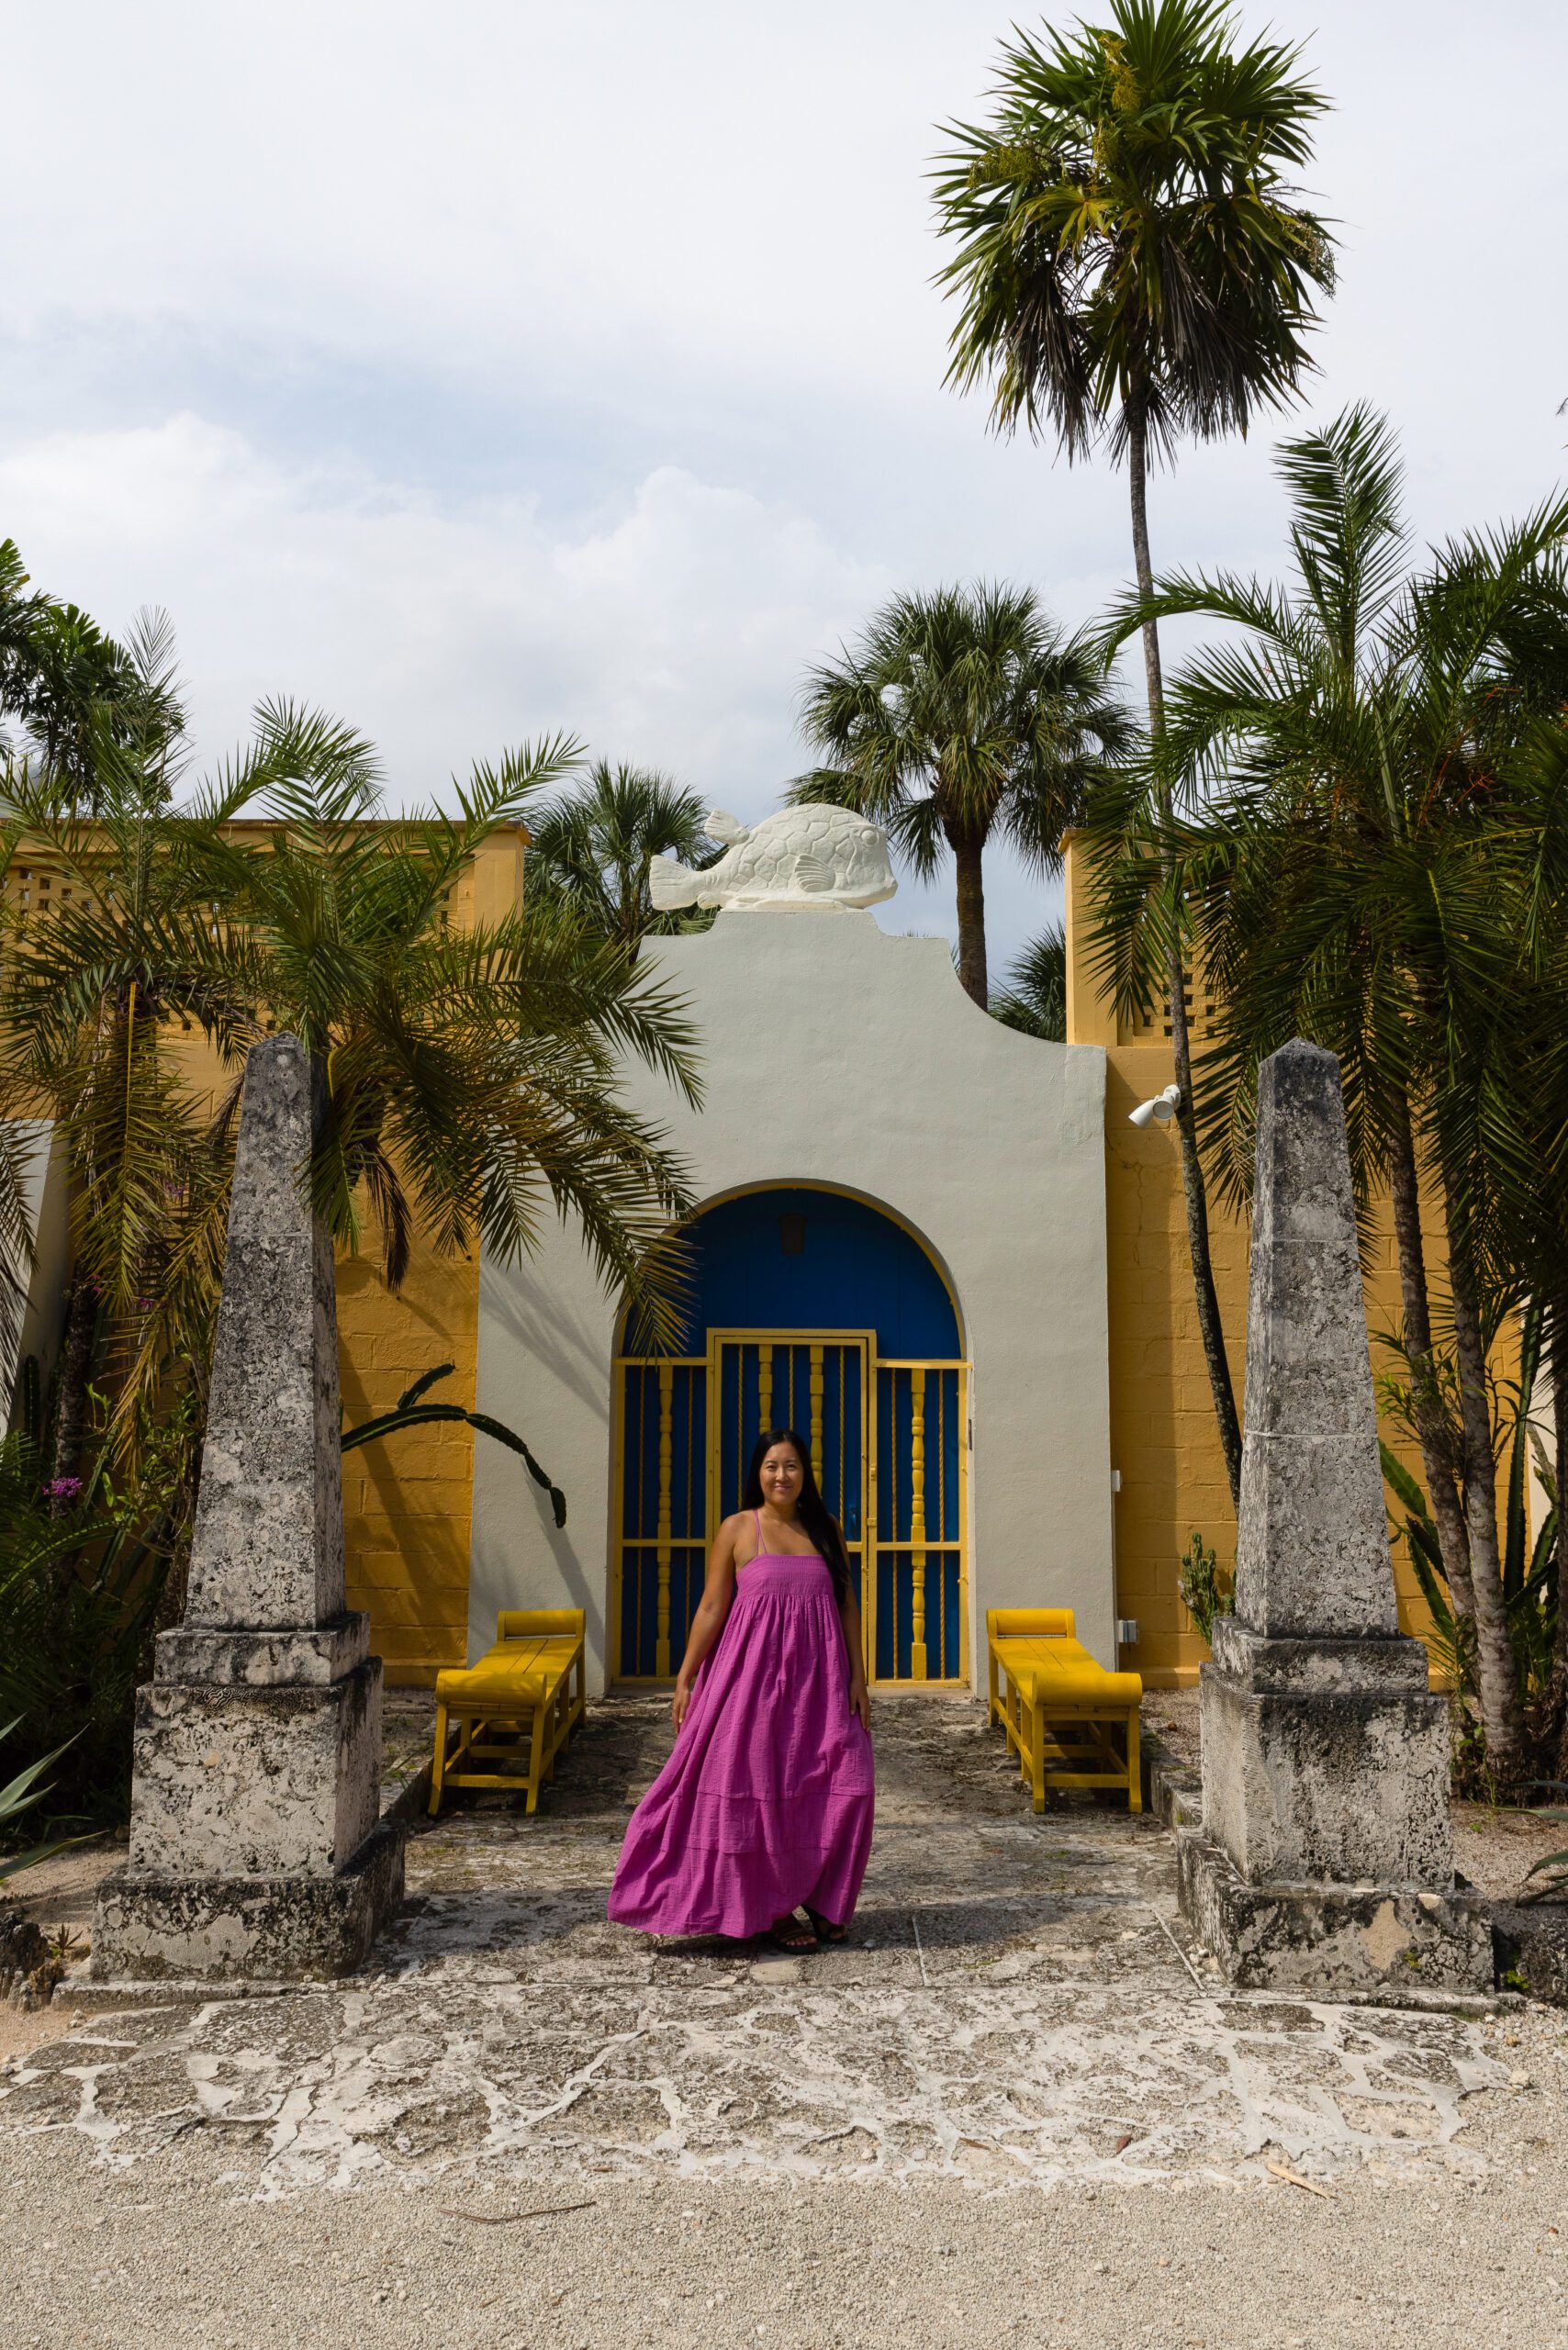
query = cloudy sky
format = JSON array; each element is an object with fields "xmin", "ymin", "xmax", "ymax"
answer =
[{"xmin": 6, "ymin": 2, "xmax": 1566, "ymax": 964}]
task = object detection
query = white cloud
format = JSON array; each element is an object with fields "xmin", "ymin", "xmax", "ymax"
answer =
[
  {"xmin": 4, "ymin": 0, "xmax": 1567, "ymax": 969},
  {"xmin": 0, "ymin": 413, "xmax": 890, "ymax": 818}
]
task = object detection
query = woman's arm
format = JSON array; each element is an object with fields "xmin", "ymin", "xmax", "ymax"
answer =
[
  {"xmin": 839, "ymin": 1579, "xmax": 871, "ymax": 1733},
  {"xmin": 670, "ymin": 1514, "xmax": 742, "ymax": 1728}
]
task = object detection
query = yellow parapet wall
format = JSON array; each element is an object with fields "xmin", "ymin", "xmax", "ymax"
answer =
[{"xmin": 1062, "ymin": 834, "xmax": 1454, "ymax": 1688}]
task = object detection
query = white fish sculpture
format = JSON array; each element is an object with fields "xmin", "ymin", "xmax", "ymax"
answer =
[{"xmin": 649, "ymin": 804, "xmax": 897, "ymax": 913}]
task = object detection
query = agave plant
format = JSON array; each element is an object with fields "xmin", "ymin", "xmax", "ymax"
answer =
[
  {"xmin": 1520, "ymin": 1830, "xmax": 1568, "ymax": 1905},
  {"xmin": 0, "ymin": 1720, "xmax": 82, "ymax": 1882}
]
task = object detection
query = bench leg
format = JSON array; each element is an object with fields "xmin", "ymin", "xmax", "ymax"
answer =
[
  {"xmin": 1126, "ymin": 1705, "xmax": 1142, "ymax": 1814},
  {"xmin": 988, "ymin": 1648, "xmax": 1001, "ymax": 1727},
  {"xmin": 1030, "ymin": 1695, "xmax": 1047, "ymax": 1813},
  {"xmin": 543, "ymin": 1683, "xmax": 566, "ymax": 1780},
  {"xmin": 524, "ymin": 1700, "xmax": 547, "ymax": 1816},
  {"xmin": 429, "ymin": 1702, "xmax": 450, "ymax": 1818}
]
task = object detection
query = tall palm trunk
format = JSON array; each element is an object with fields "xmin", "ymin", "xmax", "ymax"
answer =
[
  {"xmin": 1386, "ymin": 1096, "xmax": 1476, "ymax": 1621},
  {"xmin": 1441, "ymin": 1190, "xmax": 1526, "ymax": 1776},
  {"xmin": 50, "ymin": 1266, "xmax": 98, "ymax": 1509},
  {"xmin": 952, "ymin": 834, "xmax": 989, "ymax": 1008},
  {"xmin": 1128, "ymin": 404, "xmax": 1243, "ymax": 1506},
  {"xmin": 1549, "ymin": 1308, "xmax": 1568, "ymax": 1776}
]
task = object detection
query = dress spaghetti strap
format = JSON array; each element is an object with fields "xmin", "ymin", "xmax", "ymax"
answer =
[{"xmin": 752, "ymin": 1507, "xmax": 763, "ymax": 1561}]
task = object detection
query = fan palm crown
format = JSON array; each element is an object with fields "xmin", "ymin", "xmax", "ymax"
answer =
[
  {"xmin": 526, "ymin": 761, "xmax": 717, "ymax": 959},
  {"xmin": 934, "ymin": 0, "xmax": 1333, "ymax": 476},
  {"xmin": 935, "ymin": 0, "xmax": 1335, "ymax": 1503},
  {"xmin": 991, "ymin": 922, "xmax": 1068, "ymax": 1040},
  {"xmin": 790, "ymin": 582, "xmax": 1127, "ymax": 1005}
]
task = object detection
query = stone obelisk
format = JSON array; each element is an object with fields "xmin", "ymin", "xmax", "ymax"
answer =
[
  {"xmin": 1178, "ymin": 1040, "xmax": 1492, "ymax": 1992},
  {"xmin": 93, "ymin": 1035, "xmax": 403, "ymax": 1981}
]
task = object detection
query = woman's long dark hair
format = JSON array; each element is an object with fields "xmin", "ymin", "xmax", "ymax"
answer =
[{"xmin": 742, "ymin": 1427, "xmax": 852, "ymax": 1608}]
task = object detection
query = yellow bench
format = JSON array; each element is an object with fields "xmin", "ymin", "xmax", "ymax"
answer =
[
  {"xmin": 987, "ymin": 1607, "xmax": 1142, "ymax": 1814},
  {"xmin": 428, "ymin": 1609, "xmax": 587, "ymax": 1818}
]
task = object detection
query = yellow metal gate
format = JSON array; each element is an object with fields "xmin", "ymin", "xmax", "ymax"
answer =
[{"xmin": 611, "ymin": 1332, "xmax": 969, "ymax": 1686}]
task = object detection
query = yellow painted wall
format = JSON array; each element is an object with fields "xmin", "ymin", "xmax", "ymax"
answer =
[
  {"xmin": 1063, "ymin": 835, "xmax": 1445, "ymax": 1687},
  {"xmin": 337, "ymin": 1231, "xmax": 477, "ymax": 1684},
  {"xmin": 336, "ymin": 822, "xmax": 516, "ymax": 1685}
]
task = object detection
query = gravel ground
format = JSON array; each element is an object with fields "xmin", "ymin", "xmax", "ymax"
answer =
[{"xmin": 7, "ymin": 2076, "xmax": 1568, "ymax": 2350}]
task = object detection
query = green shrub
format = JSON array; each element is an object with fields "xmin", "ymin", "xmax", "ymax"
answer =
[
  {"xmin": 0, "ymin": 1360, "xmax": 176, "ymax": 1842},
  {"xmin": 1178, "ymin": 1531, "xmax": 1233, "ymax": 1645}
]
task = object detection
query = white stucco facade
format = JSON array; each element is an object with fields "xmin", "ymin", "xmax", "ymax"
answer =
[
  {"xmin": 3, "ymin": 1119, "xmax": 69, "ymax": 1415},
  {"xmin": 470, "ymin": 908, "xmax": 1114, "ymax": 1692}
]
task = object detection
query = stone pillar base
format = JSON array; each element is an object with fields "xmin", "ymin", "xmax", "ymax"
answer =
[
  {"xmin": 1177, "ymin": 1828, "xmax": 1494, "ymax": 1997},
  {"xmin": 1201, "ymin": 1626, "xmax": 1455, "ymax": 1887},
  {"xmin": 89, "ymin": 1818, "xmax": 404, "ymax": 1986}
]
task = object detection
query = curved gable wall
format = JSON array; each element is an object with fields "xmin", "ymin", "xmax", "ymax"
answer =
[{"xmin": 471, "ymin": 908, "xmax": 1114, "ymax": 1689}]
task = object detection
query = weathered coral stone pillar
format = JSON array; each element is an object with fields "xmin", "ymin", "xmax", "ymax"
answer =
[
  {"xmin": 1178, "ymin": 1040, "xmax": 1492, "ymax": 1992},
  {"xmin": 92, "ymin": 1035, "xmax": 403, "ymax": 1981}
]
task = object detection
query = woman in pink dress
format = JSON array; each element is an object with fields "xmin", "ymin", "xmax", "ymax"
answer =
[{"xmin": 608, "ymin": 1427, "xmax": 875, "ymax": 1952}]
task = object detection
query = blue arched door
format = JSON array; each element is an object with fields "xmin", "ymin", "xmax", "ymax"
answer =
[{"xmin": 612, "ymin": 1187, "xmax": 969, "ymax": 1686}]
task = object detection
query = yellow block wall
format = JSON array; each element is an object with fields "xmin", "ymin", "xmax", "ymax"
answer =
[
  {"xmin": 1063, "ymin": 838, "xmax": 1442, "ymax": 1687},
  {"xmin": 339, "ymin": 821, "xmax": 513, "ymax": 1684},
  {"xmin": 338, "ymin": 1234, "xmax": 477, "ymax": 1685}
]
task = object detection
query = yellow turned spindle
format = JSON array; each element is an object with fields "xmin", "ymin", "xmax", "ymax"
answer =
[
  {"xmin": 736, "ymin": 1349, "xmax": 745, "ymax": 1508},
  {"xmin": 909, "ymin": 1367, "xmax": 927, "ymax": 1680},
  {"xmin": 809, "ymin": 1345, "xmax": 824, "ymax": 1483},
  {"xmin": 758, "ymin": 1342, "xmax": 773, "ymax": 1430},
  {"xmin": 655, "ymin": 1360, "xmax": 674, "ymax": 1677}
]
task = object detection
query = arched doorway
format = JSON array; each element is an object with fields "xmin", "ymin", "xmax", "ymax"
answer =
[{"xmin": 610, "ymin": 1184, "xmax": 969, "ymax": 1687}]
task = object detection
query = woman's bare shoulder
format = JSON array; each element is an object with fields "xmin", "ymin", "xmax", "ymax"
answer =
[{"xmin": 714, "ymin": 1510, "xmax": 752, "ymax": 1549}]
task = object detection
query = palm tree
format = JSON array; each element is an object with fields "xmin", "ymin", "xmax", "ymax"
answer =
[
  {"xmin": 934, "ymin": 0, "xmax": 1335, "ymax": 1501},
  {"xmin": 193, "ymin": 708, "xmax": 700, "ymax": 1336},
  {"xmin": 991, "ymin": 922, "xmax": 1068, "ymax": 1040},
  {"xmin": 0, "ymin": 538, "xmax": 185, "ymax": 807},
  {"xmin": 0, "ymin": 714, "xmax": 278, "ymax": 1494},
  {"xmin": 525, "ymin": 760, "xmax": 717, "ymax": 958},
  {"xmin": 790, "ymin": 583, "xmax": 1127, "ymax": 1006},
  {"xmin": 1087, "ymin": 404, "xmax": 1568, "ymax": 1775},
  {"xmin": 3, "ymin": 704, "xmax": 703, "ymax": 1516},
  {"xmin": 1456, "ymin": 722, "xmax": 1568, "ymax": 1764}
]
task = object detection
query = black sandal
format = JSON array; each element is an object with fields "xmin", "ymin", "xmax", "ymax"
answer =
[
  {"xmin": 765, "ymin": 1913, "xmax": 818, "ymax": 1953},
  {"xmin": 804, "ymin": 1908, "xmax": 848, "ymax": 1944}
]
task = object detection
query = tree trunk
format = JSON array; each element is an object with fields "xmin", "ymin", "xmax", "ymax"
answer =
[
  {"xmin": 952, "ymin": 835, "xmax": 989, "ymax": 1009},
  {"xmin": 1442, "ymin": 1190, "xmax": 1526, "ymax": 1778},
  {"xmin": 49, "ymin": 1268, "xmax": 97, "ymax": 1511},
  {"xmin": 1386, "ymin": 1094, "xmax": 1476, "ymax": 1621},
  {"xmin": 1549, "ymin": 1308, "xmax": 1568, "ymax": 1778},
  {"xmin": 1128, "ymin": 403, "xmax": 1243, "ymax": 1507}
]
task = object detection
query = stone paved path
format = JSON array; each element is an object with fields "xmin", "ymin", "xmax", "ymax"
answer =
[{"xmin": 2, "ymin": 1695, "xmax": 1515, "ymax": 2201}]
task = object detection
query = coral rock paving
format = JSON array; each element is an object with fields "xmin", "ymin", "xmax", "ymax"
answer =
[{"xmin": 4, "ymin": 1695, "xmax": 1523, "ymax": 2202}]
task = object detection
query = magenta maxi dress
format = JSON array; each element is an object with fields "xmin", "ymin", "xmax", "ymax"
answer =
[{"xmin": 608, "ymin": 1520, "xmax": 876, "ymax": 1939}]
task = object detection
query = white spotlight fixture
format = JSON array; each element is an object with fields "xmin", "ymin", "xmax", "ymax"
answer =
[{"xmin": 1128, "ymin": 1082, "xmax": 1182, "ymax": 1130}]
